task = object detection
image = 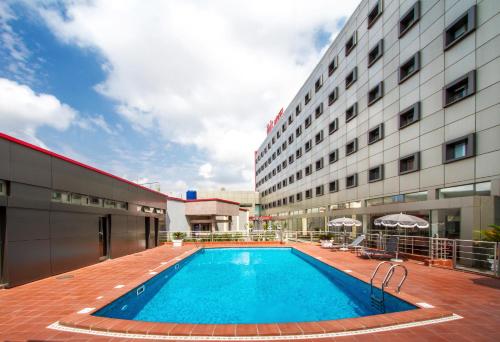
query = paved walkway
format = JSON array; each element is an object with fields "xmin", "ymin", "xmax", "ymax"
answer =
[{"xmin": 0, "ymin": 243, "xmax": 498, "ymax": 341}]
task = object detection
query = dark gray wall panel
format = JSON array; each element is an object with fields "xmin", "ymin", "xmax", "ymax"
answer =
[
  {"xmin": 8, "ymin": 182, "xmax": 51, "ymax": 210},
  {"xmin": 6, "ymin": 239, "xmax": 51, "ymax": 287},
  {"xmin": 6, "ymin": 208, "xmax": 50, "ymax": 241},
  {"xmin": 110, "ymin": 214, "xmax": 129, "ymax": 258},
  {"xmin": 50, "ymin": 211, "xmax": 99, "ymax": 274},
  {"xmin": 52, "ymin": 159, "xmax": 113, "ymax": 199},
  {"xmin": 0, "ymin": 139, "xmax": 10, "ymax": 180},
  {"xmin": 10, "ymin": 144, "xmax": 51, "ymax": 188}
]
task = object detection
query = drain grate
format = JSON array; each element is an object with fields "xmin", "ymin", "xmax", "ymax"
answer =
[{"xmin": 56, "ymin": 274, "xmax": 74, "ymax": 280}]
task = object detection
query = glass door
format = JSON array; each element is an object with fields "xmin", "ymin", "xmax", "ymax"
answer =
[{"xmin": 99, "ymin": 216, "xmax": 110, "ymax": 260}]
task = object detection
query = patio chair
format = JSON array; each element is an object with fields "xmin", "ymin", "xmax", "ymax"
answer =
[
  {"xmin": 360, "ymin": 236, "xmax": 399, "ymax": 259},
  {"xmin": 331, "ymin": 234, "xmax": 366, "ymax": 251},
  {"xmin": 320, "ymin": 239, "xmax": 334, "ymax": 248}
]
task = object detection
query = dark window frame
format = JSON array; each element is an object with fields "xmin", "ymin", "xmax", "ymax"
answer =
[
  {"xmin": 328, "ymin": 56, "xmax": 339, "ymax": 76},
  {"xmin": 316, "ymin": 185, "xmax": 325, "ymax": 197},
  {"xmin": 296, "ymin": 103, "xmax": 302, "ymax": 116},
  {"xmin": 368, "ymin": 164, "xmax": 384, "ymax": 183},
  {"xmin": 367, "ymin": 0, "xmax": 383, "ymax": 29},
  {"xmin": 329, "ymin": 149, "xmax": 339, "ymax": 164},
  {"xmin": 296, "ymin": 125, "xmax": 302, "ymax": 137},
  {"xmin": 444, "ymin": 5, "xmax": 476, "ymax": 51},
  {"xmin": 368, "ymin": 39, "xmax": 384, "ymax": 67},
  {"xmin": 315, "ymin": 75, "xmax": 324, "ymax": 92},
  {"xmin": 315, "ymin": 102, "xmax": 324, "ymax": 118},
  {"xmin": 442, "ymin": 133, "xmax": 475, "ymax": 164},
  {"xmin": 345, "ymin": 31, "xmax": 357, "ymax": 56},
  {"xmin": 305, "ymin": 189, "xmax": 312, "ymax": 199},
  {"xmin": 443, "ymin": 70, "xmax": 476, "ymax": 108},
  {"xmin": 346, "ymin": 173, "xmax": 358, "ymax": 188},
  {"xmin": 368, "ymin": 123, "xmax": 384, "ymax": 145},
  {"xmin": 368, "ymin": 81, "xmax": 384, "ymax": 106},
  {"xmin": 315, "ymin": 157, "xmax": 324, "ymax": 171},
  {"xmin": 305, "ymin": 164, "xmax": 313, "ymax": 176},
  {"xmin": 315, "ymin": 130, "xmax": 324, "ymax": 145},
  {"xmin": 305, "ymin": 115, "xmax": 312, "ymax": 128},
  {"xmin": 305, "ymin": 91, "xmax": 312, "ymax": 105},
  {"xmin": 329, "ymin": 118, "xmax": 339, "ymax": 135},
  {"xmin": 345, "ymin": 67, "xmax": 358, "ymax": 89},
  {"xmin": 328, "ymin": 87, "xmax": 339, "ymax": 105},
  {"xmin": 345, "ymin": 138, "xmax": 358, "ymax": 156},
  {"xmin": 399, "ymin": 152, "xmax": 420, "ymax": 175},
  {"xmin": 329, "ymin": 180, "xmax": 339, "ymax": 193},
  {"xmin": 399, "ymin": 102, "xmax": 420, "ymax": 129},
  {"xmin": 345, "ymin": 102, "xmax": 358, "ymax": 123},
  {"xmin": 399, "ymin": 1, "xmax": 420, "ymax": 38},
  {"xmin": 399, "ymin": 51, "xmax": 420, "ymax": 84},
  {"xmin": 305, "ymin": 139, "xmax": 312, "ymax": 152}
]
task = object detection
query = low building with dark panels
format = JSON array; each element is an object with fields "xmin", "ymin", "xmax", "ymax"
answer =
[{"xmin": 0, "ymin": 132, "xmax": 167, "ymax": 287}]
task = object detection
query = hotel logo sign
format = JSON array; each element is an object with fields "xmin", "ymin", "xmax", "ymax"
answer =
[{"xmin": 266, "ymin": 107, "xmax": 284, "ymax": 134}]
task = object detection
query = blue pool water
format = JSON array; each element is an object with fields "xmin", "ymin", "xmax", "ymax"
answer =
[{"xmin": 94, "ymin": 248, "xmax": 415, "ymax": 324}]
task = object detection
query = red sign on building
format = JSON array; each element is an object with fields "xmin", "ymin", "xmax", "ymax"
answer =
[{"xmin": 266, "ymin": 108, "xmax": 284, "ymax": 135}]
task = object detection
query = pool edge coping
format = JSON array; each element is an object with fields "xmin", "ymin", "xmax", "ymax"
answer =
[{"xmin": 53, "ymin": 244, "xmax": 459, "ymax": 338}]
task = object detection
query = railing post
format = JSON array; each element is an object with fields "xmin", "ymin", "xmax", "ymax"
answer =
[
  {"xmin": 310, "ymin": 232, "xmax": 313, "ymax": 242},
  {"xmin": 452, "ymin": 239, "xmax": 457, "ymax": 268},
  {"xmin": 495, "ymin": 242, "xmax": 499, "ymax": 278}
]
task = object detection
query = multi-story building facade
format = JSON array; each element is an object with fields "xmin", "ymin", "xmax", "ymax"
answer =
[{"xmin": 255, "ymin": 0, "xmax": 500, "ymax": 240}]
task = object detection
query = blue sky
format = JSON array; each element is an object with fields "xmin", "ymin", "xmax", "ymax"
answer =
[{"xmin": 0, "ymin": 0, "xmax": 356, "ymax": 195}]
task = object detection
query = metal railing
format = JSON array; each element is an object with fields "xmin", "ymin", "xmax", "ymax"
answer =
[{"xmin": 159, "ymin": 230, "xmax": 499, "ymax": 277}]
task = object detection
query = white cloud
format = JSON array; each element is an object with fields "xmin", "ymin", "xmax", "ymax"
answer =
[
  {"xmin": 36, "ymin": 0, "xmax": 358, "ymax": 189},
  {"xmin": 0, "ymin": 2, "xmax": 36, "ymax": 84},
  {"xmin": 199, "ymin": 163, "xmax": 214, "ymax": 179},
  {"xmin": 76, "ymin": 114, "xmax": 115, "ymax": 134},
  {"xmin": 0, "ymin": 77, "xmax": 77, "ymax": 145}
]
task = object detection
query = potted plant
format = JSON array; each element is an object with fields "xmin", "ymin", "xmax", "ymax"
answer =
[
  {"xmin": 483, "ymin": 224, "xmax": 500, "ymax": 271},
  {"xmin": 172, "ymin": 232, "xmax": 186, "ymax": 247}
]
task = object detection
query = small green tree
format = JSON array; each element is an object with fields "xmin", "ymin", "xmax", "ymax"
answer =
[
  {"xmin": 172, "ymin": 232, "xmax": 186, "ymax": 240},
  {"xmin": 483, "ymin": 224, "xmax": 500, "ymax": 242}
]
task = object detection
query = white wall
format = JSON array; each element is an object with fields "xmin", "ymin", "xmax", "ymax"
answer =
[{"xmin": 165, "ymin": 200, "xmax": 190, "ymax": 232}]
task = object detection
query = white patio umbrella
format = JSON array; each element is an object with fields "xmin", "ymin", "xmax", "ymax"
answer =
[
  {"xmin": 328, "ymin": 217, "xmax": 362, "ymax": 251},
  {"xmin": 374, "ymin": 213, "xmax": 429, "ymax": 262}
]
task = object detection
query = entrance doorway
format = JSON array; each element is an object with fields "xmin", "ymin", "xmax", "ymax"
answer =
[
  {"xmin": 99, "ymin": 215, "xmax": 111, "ymax": 261},
  {"xmin": 0, "ymin": 207, "xmax": 5, "ymax": 284},
  {"xmin": 145, "ymin": 217, "xmax": 151, "ymax": 249},
  {"xmin": 153, "ymin": 217, "xmax": 159, "ymax": 247}
]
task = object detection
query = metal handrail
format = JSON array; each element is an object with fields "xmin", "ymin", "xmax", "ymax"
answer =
[{"xmin": 385, "ymin": 264, "xmax": 408, "ymax": 293}]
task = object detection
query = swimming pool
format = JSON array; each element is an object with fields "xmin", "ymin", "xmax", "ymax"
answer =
[{"xmin": 94, "ymin": 248, "xmax": 416, "ymax": 324}]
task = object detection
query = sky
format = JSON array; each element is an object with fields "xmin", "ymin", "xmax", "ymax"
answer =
[{"xmin": 0, "ymin": 0, "xmax": 358, "ymax": 196}]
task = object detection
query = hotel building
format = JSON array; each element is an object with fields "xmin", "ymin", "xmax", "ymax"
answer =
[{"xmin": 255, "ymin": 0, "xmax": 500, "ymax": 240}]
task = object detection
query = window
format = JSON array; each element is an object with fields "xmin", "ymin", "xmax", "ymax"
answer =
[
  {"xmin": 305, "ymin": 139, "xmax": 312, "ymax": 152},
  {"xmin": 89, "ymin": 196, "xmax": 103, "ymax": 207},
  {"xmin": 328, "ymin": 87, "xmax": 339, "ymax": 105},
  {"xmin": 315, "ymin": 102, "xmax": 324, "ymax": 118},
  {"xmin": 288, "ymin": 115, "xmax": 293, "ymax": 125},
  {"xmin": 315, "ymin": 157, "xmax": 324, "ymax": 171},
  {"xmin": 368, "ymin": 165, "xmax": 384, "ymax": 182},
  {"xmin": 368, "ymin": 81, "xmax": 384, "ymax": 106},
  {"xmin": 282, "ymin": 123, "xmax": 287, "ymax": 133},
  {"xmin": 272, "ymin": 152, "xmax": 276, "ymax": 160},
  {"xmin": 328, "ymin": 56, "xmax": 339, "ymax": 76},
  {"xmin": 0, "ymin": 180, "xmax": 6, "ymax": 196},
  {"xmin": 289, "ymin": 195, "xmax": 295, "ymax": 203},
  {"xmin": 315, "ymin": 75, "xmax": 323, "ymax": 92},
  {"xmin": 296, "ymin": 170, "xmax": 303, "ymax": 180},
  {"xmin": 305, "ymin": 115, "xmax": 312, "ymax": 128},
  {"xmin": 329, "ymin": 118, "xmax": 339, "ymax": 135},
  {"xmin": 104, "ymin": 199, "xmax": 117, "ymax": 209},
  {"xmin": 277, "ymin": 147, "xmax": 281, "ymax": 156},
  {"xmin": 282, "ymin": 160, "xmax": 287, "ymax": 169},
  {"xmin": 443, "ymin": 71, "xmax": 476, "ymax": 107},
  {"xmin": 281, "ymin": 142, "xmax": 287, "ymax": 151},
  {"xmin": 277, "ymin": 181, "xmax": 282, "ymax": 189},
  {"xmin": 282, "ymin": 197, "xmax": 287, "ymax": 205},
  {"xmin": 277, "ymin": 131, "xmax": 281, "ymax": 139},
  {"xmin": 288, "ymin": 134, "xmax": 294, "ymax": 144},
  {"xmin": 368, "ymin": 40, "xmax": 383, "ymax": 67},
  {"xmin": 71, "ymin": 193, "xmax": 87, "ymax": 205},
  {"xmin": 296, "ymin": 147, "xmax": 303, "ymax": 158},
  {"xmin": 399, "ymin": 1, "xmax": 420, "ymax": 38},
  {"xmin": 345, "ymin": 138, "xmax": 358, "ymax": 155},
  {"xmin": 296, "ymin": 193, "xmax": 303, "ymax": 201},
  {"xmin": 399, "ymin": 102, "xmax": 420, "ymax": 129},
  {"xmin": 288, "ymin": 154, "xmax": 294, "ymax": 164},
  {"xmin": 345, "ymin": 67, "xmax": 357, "ymax": 89},
  {"xmin": 438, "ymin": 184, "xmax": 473, "ymax": 199},
  {"xmin": 399, "ymin": 52, "xmax": 420, "ymax": 84},
  {"xmin": 288, "ymin": 175, "xmax": 295, "ymax": 184},
  {"xmin": 296, "ymin": 103, "xmax": 302, "ymax": 116},
  {"xmin": 329, "ymin": 149, "xmax": 339, "ymax": 164},
  {"xmin": 346, "ymin": 103, "xmax": 358, "ymax": 123},
  {"xmin": 444, "ymin": 6, "xmax": 476, "ymax": 50},
  {"xmin": 329, "ymin": 180, "xmax": 339, "ymax": 193},
  {"xmin": 368, "ymin": 123, "xmax": 384, "ymax": 145},
  {"xmin": 277, "ymin": 165, "xmax": 281, "ymax": 173},
  {"xmin": 399, "ymin": 152, "xmax": 420, "ymax": 175},
  {"xmin": 367, "ymin": 0, "xmax": 383, "ymax": 28},
  {"xmin": 443, "ymin": 133, "xmax": 475, "ymax": 164},
  {"xmin": 315, "ymin": 130, "xmax": 324, "ymax": 145},
  {"xmin": 296, "ymin": 125, "xmax": 302, "ymax": 137},
  {"xmin": 346, "ymin": 174, "xmax": 358, "ymax": 188},
  {"xmin": 305, "ymin": 189, "xmax": 312, "ymax": 199},
  {"xmin": 345, "ymin": 31, "xmax": 357, "ymax": 56},
  {"xmin": 305, "ymin": 164, "xmax": 312, "ymax": 176},
  {"xmin": 316, "ymin": 185, "xmax": 324, "ymax": 197},
  {"xmin": 305, "ymin": 90, "xmax": 312, "ymax": 105}
]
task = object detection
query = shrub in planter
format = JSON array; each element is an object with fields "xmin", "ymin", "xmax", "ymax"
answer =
[{"xmin": 172, "ymin": 232, "xmax": 186, "ymax": 247}]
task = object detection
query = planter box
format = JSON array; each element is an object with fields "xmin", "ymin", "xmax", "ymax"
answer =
[
  {"xmin": 425, "ymin": 259, "xmax": 453, "ymax": 269},
  {"xmin": 172, "ymin": 239, "xmax": 183, "ymax": 247}
]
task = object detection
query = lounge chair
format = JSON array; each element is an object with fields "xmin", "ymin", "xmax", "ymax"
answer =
[
  {"xmin": 320, "ymin": 240, "xmax": 334, "ymax": 248},
  {"xmin": 360, "ymin": 236, "xmax": 399, "ymax": 259},
  {"xmin": 331, "ymin": 234, "xmax": 366, "ymax": 251}
]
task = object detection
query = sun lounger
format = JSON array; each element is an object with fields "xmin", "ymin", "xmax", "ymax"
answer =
[{"xmin": 360, "ymin": 236, "xmax": 399, "ymax": 259}]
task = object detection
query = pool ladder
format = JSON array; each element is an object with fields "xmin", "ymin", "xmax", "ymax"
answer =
[{"xmin": 370, "ymin": 261, "xmax": 408, "ymax": 313}]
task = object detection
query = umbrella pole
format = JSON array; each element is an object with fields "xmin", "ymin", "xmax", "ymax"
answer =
[
  {"xmin": 391, "ymin": 230, "xmax": 403, "ymax": 263},
  {"xmin": 340, "ymin": 225, "xmax": 348, "ymax": 251}
]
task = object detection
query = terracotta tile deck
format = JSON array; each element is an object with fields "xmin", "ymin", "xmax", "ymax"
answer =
[{"xmin": 0, "ymin": 242, "xmax": 498, "ymax": 341}]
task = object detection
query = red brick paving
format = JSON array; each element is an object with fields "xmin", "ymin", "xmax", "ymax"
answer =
[{"xmin": 0, "ymin": 243, "xmax": 498, "ymax": 341}]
